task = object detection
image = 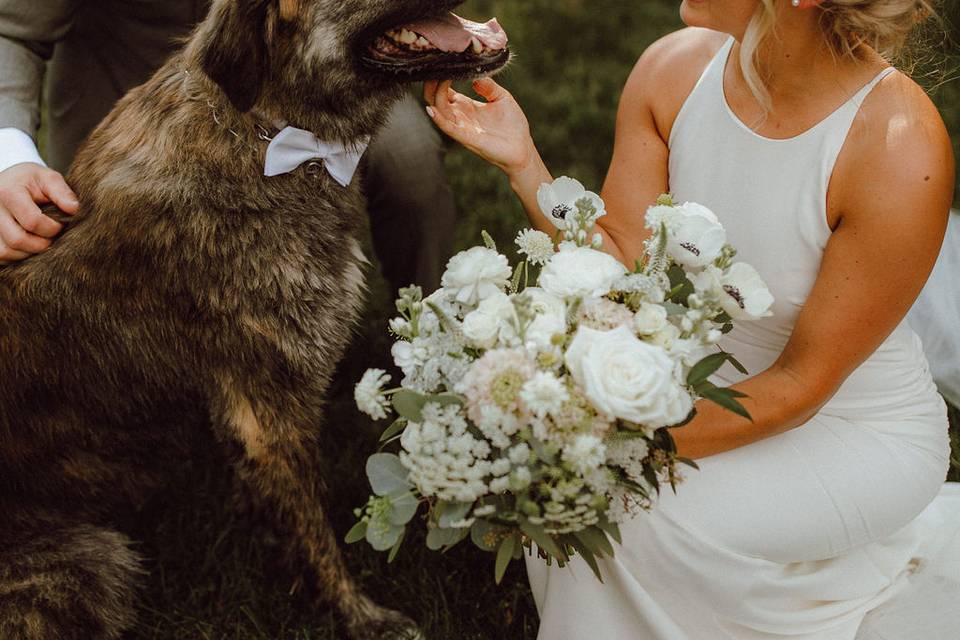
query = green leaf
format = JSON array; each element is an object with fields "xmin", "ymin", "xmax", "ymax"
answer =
[
  {"xmin": 366, "ymin": 453, "xmax": 412, "ymax": 497},
  {"xmin": 494, "ymin": 534, "xmax": 517, "ymax": 585},
  {"xmin": 366, "ymin": 520, "xmax": 404, "ymax": 552},
  {"xmin": 388, "ymin": 492, "xmax": 419, "ymax": 526},
  {"xmin": 666, "ymin": 264, "xmax": 694, "ymax": 304},
  {"xmin": 511, "ymin": 261, "xmax": 524, "ymax": 294},
  {"xmin": 470, "ymin": 519, "xmax": 499, "ymax": 552},
  {"xmin": 437, "ymin": 501, "xmax": 473, "ymax": 529},
  {"xmin": 597, "ymin": 519, "xmax": 622, "ymax": 546},
  {"xmin": 378, "ymin": 418, "xmax": 407, "ymax": 443},
  {"xmin": 519, "ymin": 519, "xmax": 564, "ymax": 560},
  {"xmin": 426, "ymin": 524, "xmax": 468, "ymax": 551},
  {"xmin": 568, "ymin": 536, "xmax": 604, "ymax": 583},
  {"xmin": 344, "ymin": 521, "xmax": 367, "ymax": 545},
  {"xmin": 481, "ymin": 230, "xmax": 498, "ymax": 251},
  {"xmin": 392, "ymin": 389, "xmax": 427, "ymax": 422},
  {"xmin": 575, "ymin": 527, "xmax": 615, "ymax": 558},
  {"xmin": 722, "ymin": 351, "xmax": 749, "ymax": 375},
  {"xmin": 387, "ymin": 531, "xmax": 405, "ymax": 563},
  {"xmin": 687, "ymin": 352, "xmax": 732, "ymax": 386},
  {"xmin": 701, "ymin": 387, "xmax": 752, "ymax": 421},
  {"xmin": 677, "ymin": 456, "xmax": 700, "ymax": 470}
]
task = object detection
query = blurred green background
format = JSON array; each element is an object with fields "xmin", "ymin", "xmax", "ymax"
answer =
[{"xmin": 117, "ymin": 1, "xmax": 959, "ymax": 638}]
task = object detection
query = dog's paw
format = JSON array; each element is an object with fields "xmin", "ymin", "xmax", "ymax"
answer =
[{"xmin": 347, "ymin": 607, "xmax": 422, "ymax": 640}]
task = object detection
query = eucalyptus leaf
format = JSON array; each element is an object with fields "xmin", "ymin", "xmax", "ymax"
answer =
[
  {"xmin": 388, "ymin": 492, "xmax": 419, "ymax": 526},
  {"xmin": 366, "ymin": 453, "xmax": 412, "ymax": 497},
  {"xmin": 366, "ymin": 520, "xmax": 404, "ymax": 552},
  {"xmin": 438, "ymin": 501, "xmax": 473, "ymax": 529},
  {"xmin": 470, "ymin": 519, "xmax": 499, "ymax": 552},
  {"xmin": 392, "ymin": 389, "xmax": 428, "ymax": 423},
  {"xmin": 426, "ymin": 525, "xmax": 467, "ymax": 551}
]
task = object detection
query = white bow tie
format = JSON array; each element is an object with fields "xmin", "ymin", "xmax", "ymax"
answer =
[{"xmin": 263, "ymin": 126, "xmax": 369, "ymax": 186}]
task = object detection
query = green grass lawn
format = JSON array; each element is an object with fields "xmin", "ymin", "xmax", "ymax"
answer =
[{"xmin": 115, "ymin": 1, "xmax": 960, "ymax": 637}]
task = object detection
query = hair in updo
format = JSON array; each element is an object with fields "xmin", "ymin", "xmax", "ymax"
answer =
[{"xmin": 741, "ymin": 0, "xmax": 941, "ymax": 109}]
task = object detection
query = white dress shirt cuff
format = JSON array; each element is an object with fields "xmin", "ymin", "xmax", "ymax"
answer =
[{"xmin": 0, "ymin": 128, "xmax": 46, "ymax": 174}]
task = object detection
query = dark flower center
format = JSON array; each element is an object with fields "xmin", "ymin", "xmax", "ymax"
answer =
[
  {"xmin": 679, "ymin": 241, "xmax": 700, "ymax": 256},
  {"xmin": 551, "ymin": 204, "xmax": 572, "ymax": 220},
  {"xmin": 723, "ymin": 285, "xmax": 746, "ymax": 309}
]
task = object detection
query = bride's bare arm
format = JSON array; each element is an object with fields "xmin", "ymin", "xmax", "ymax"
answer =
[{"xmin": 670, "ymin": 74, "xmax": 955, "ymax": 460}]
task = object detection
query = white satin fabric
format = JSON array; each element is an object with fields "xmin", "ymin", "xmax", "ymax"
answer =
[
  {"xmin": 263, "ymin": 126, "xmax": 369, "ymax": 185},
  {"xmin": 527, "ymin": 37, "xmax": 960, "ymax": 639}
]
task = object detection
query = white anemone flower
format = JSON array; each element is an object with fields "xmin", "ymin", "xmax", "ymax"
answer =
[
  {"xmin": 719, "ymin": 262, "xmax": 775, "ymax": 320},
  {"xmin": 665, "ymin": 203, "xmax": 727, "ymax": 269},
  {"xmin": 354, "ymin": 368, "xmax": 392, "ymax": 420},
  {"xmin": 536, "ymin": 176, "xmax": 605, "ymax": 230}
]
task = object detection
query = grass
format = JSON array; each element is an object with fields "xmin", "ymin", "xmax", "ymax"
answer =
[{"xmin": 92, "ymin": 0, "xmax": 958, "ymax": 637}]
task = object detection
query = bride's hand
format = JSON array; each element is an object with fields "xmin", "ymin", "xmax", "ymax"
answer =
[{"xmin": 424, "ymin": 78, "xmax": 536, "ymax": 176}]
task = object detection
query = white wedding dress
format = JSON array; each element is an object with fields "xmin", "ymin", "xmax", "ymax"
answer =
[{"xmin": 526, "ymin": 37, "xmax": 960, "ymax": 639}]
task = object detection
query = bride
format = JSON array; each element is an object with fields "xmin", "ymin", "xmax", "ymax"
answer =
[{"xmin": 424, "ymin": 0, "xmax": 960, "ymax": 638}]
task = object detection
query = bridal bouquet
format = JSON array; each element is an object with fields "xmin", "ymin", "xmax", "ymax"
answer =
[{"xmin": 347, "ymin": 177, "xmax": 773, "ymax": 582}]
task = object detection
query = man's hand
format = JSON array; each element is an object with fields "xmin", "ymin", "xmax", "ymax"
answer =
[{"xmin": 0, "ymin": 162, "xmax": 79, "ymax": 265}]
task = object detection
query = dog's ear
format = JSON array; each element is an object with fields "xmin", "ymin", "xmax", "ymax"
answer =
[{"xmin": 200, "ymin": 0, "xmax": 271, "ymax": 113}]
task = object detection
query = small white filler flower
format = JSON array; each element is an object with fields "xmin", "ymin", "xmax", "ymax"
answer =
[{"xmin": 354, "ymin": 369, "xmax": 392, "ymax": 420}]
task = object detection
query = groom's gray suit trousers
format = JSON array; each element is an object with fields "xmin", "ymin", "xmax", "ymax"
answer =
[{"xmin": 0, "ymin": 0, "xmax": 457, "ymax": 293}]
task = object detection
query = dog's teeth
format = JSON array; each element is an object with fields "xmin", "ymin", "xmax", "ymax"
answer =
[
  {"xmin": 399, "ymin": 28, "xmax": 417, "ymax": 44},
  {"xmin": 416, "ymin": 36, "xmax": 430, "ymax": 47},
  {"xmin": 470, "ymin": 37, "xmax": 483, "ymax": 54}
]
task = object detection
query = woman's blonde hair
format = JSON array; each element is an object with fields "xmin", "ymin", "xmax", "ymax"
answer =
[{"xmin": 740, "ymin": 0, "xmax": 940, "ymax": 109}]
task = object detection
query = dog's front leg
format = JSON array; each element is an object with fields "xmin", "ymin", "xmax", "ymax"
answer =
[{"xmin": 211, "ymin": 380, "xmax": 420, "ymax": 640}]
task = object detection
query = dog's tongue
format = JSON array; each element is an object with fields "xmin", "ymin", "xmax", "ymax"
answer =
[{"xmin": 406, "ymin": 13, "xmax": 508, "ymax": 53}]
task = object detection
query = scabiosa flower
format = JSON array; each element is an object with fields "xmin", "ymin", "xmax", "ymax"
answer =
[
  {"xmin": 519, "ymin": 371, "xmax": 569, "ymax": 418},
  {"xmin": 515, "ymin": 228, "xmax": 555, "ymax": 265},
  {"xmin": 354, "ymin": 369, "xmax": 391, "ymax": 420},
  {"xmin": 577, "ymin": 297, "xmax": 635, "ymax": 332}
]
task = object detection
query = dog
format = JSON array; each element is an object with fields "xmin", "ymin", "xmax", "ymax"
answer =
[{"xmin": 0, "ymin": 1, "xmax": 509, "ymax": 638}]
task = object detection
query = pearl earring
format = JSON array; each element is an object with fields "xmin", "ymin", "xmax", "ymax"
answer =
[{"xmin": 791, "ymin": 0, "xmax": 801, "ymax": 5}]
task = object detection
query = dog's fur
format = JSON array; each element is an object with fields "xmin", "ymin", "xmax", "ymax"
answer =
[{"xmin": 0, "ymin": 1, "xmax": 507, "ymax": 638}]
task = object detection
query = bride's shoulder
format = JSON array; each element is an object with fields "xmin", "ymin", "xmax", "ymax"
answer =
[{"xmin": 620, "ymin": 28, "xmax": 728, "ymax": 140}]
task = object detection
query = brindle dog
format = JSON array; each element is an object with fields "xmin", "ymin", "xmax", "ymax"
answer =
[{"xmin": 0, "ymin": 1, "xmax": 509, "ymax": 638}]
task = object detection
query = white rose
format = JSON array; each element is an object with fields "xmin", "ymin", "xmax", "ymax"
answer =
[
  {"xmin": 719, "ymin": 262, "xmax": 774, "ymax": 320},
  {"xmin": 537, "ymin": 176, "xmax": 605, "ymax": 230},
  {"xmin": 634, "ymin": 303, "xmax": 668, "ymax": 335},
  {"xmin": 539, "ymin": 246, "xmax": 628, "ymax": 299},
  {"xmin": 441, "ymin": 246, "xmax": 512, "ymax": 306},
  {"xmin": 565, "ymin": 325, "xmax": 693, "ymax": 426},
  {"xmin": 522, "ymin": 287, "xmax": 567, "ymax": 348},
  {"xmin": 461, "ymin": 291, "xmax": 517, "ymax": 349}
]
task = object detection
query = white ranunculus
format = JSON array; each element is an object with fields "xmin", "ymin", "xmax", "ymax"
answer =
[
  {"xmin": 461, "ymin": 291, "xmax": 517, "ymax": 349},
  {"xmin": 539, "ymin": 246, "xmax": 628, "ymax": 299},
  {"xmin": 665, "ymin": 203, "xmax": 727, "ymax": 269},
  {"xmin": 522, "ymin": 287, "xmax": 567, "ymax": 348},
  {"xmin": 565, "ymin": 325, "xmax": 692, "ymax": 426},
  {"xmin": 441, "ymin": 246, "xmax": 511, "ymax": 306},
  {"xmin": 537, "ymin": 176, "xmax": 605, "ymax": 230},
  {"xmin": 634, "ymin": 303, "xmax": 668, "ymax": 335},
  {"xmin": 719, "ymin": 262, "xmax": 774, "ymax": 320}
]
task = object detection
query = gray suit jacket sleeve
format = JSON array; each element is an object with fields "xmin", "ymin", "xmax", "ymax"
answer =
[{"xmin": 0, "ymin": 0, "xmax": 81, "ymax": 137}]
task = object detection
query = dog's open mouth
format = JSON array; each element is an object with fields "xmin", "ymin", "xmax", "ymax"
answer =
[{"xmin": 360, "ymin": 12, "xmax": 510, "ymax": 80}]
